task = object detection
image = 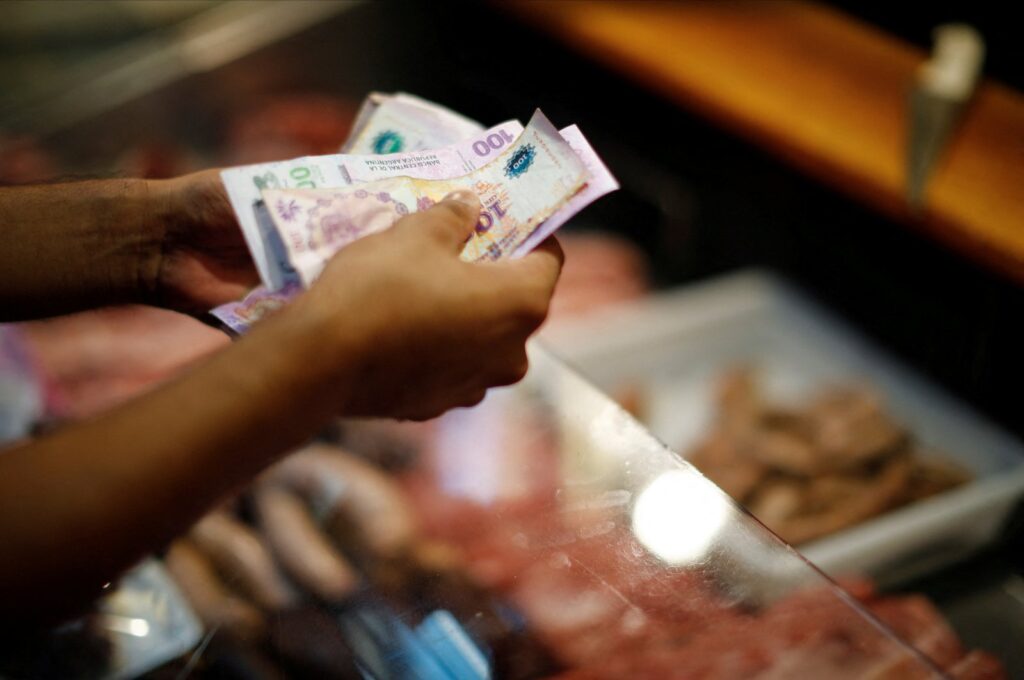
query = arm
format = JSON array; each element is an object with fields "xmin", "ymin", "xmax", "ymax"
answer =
[
  {"xmin": 0, "ymin": 170, "xmax": 256, "ymax": 320},
  {"xmin": 0, "ymin": 192, "xmax": 563, "ymax": 625}
]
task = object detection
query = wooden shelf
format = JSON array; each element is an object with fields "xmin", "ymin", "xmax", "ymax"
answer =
[{"xmin": 509, "ymin": 1, "xmax": 1024, "ymax": 283}]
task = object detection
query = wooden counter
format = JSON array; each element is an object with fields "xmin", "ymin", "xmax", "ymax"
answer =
[{"xmin": 509, "ymin": 1, "xmax": 1024, "ymax": 283}]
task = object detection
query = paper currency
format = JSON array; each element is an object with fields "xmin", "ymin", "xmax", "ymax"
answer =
[
  {"xmin": 342, "ymin": 92, "xmax": 484, "ymax": 154},
  {"xmin": 212, "ymin": 121, "xmax": 615, "ymax": 334},
  {"xmin": 213, "ymin": 97, "xmax": 617, "ymax": 335},
  {"xmin": 222, "ymin": 120, "xmax": 524, "ymax": 290},
  {"xmin": 263, "ymin": 110, "xmax": 585, "ymax": 286},
  {"xmin": 512, "ymin": 124, "xmax": 619, "ymax": 256},
  {"xmin": 208, "ymin": 282, "xmax": 302, "ymax": 333}
]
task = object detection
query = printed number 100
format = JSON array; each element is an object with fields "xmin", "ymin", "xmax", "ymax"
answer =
[{"xmin": 472, "ymin": 130, "xmax": 517, "ymax": 158}]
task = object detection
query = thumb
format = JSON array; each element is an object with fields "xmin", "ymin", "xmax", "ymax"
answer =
[
  {"xmin": 503, "ymin": 235, "xmax": 564, "ymax": 298},
  {"xmin": 420, "ymin": 190, "xmax": 482, "ymax": 251}
]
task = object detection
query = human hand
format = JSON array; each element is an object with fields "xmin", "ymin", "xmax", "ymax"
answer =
[
  {"xmin": 294, "ymin": 190, "xmax": 563, "ymax": 421},
  {"xmin": 149, "ymin": 169, "xmax": 259, "ymax": 315}
]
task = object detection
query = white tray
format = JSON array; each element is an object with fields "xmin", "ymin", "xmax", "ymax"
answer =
[{"xmin": 541, "ymin": 270, "xmax": 1024, "ymax": 586}]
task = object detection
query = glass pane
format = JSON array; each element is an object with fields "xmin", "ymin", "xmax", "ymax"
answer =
[{"xmin": 113, "ymin": 345, "xmax": 939, "ymax": 679}]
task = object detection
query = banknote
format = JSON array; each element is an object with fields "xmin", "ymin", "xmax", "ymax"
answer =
[
  {"xmin": 212, "ymin": 119, "xmax": 617, "ymax": 334},
  {"xmin": 340, "ymin": 120, "xmax": 525, "ymax": 184},
  {"xmin": 209, "ymin": 282, "xmax": 303, "ymax": 333},
  {"xmin": 511, "ymin": 124, "xmax": 619, "ymax": 256},
  {"xmin": 342, "ymin": 92, "xmax": 484, "ymax": 154},
  {"xmin": 222, "ymin": 120, "xmax": 524, "ymax": 290},
  {"xmin": 262, "ymin": 109, "xmax": 586, "ymax": 287}
]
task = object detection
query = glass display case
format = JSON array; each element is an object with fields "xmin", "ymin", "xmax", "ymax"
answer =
[{"xmin": 7, "ymin": 347, "xmax": 962, "ymax": 679}]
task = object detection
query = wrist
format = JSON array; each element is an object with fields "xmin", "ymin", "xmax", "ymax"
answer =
[
  {"xmin": 243, "ymin": 289, "xmax": 362, "ymax": 422},
  {"xmin": 90, "ymin": 178, "xmax": 167, "ymax": 307},
  {"xmin": 138, "ymin": 177, "xmax": 180, "ymax": 307},
  {"xmin": 142, "ymin": 170, "xmax": 255, "ymax": 314}
]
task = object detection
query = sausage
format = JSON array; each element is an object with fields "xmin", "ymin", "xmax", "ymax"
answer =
[
  {"xmin": 771, "ymin": 454, "xmax": 913, "ymax": 544},
  {"xmin": 189, "ymin": 511, "xmax": 297, "ymax": 610},
  {"xmin": 164, "ymin": 540, "xmax": 265, "ymax": 642},
  {"xmin": 746, "ymin": 428, "xmax": 819, "ymax": 475},
  {"xmin": 263, "ymin": 445, "xmax": 416, "ymax": 558},
  {"xmin": 905, "ymin": 454, "xmax": 972, "ymax": 502},
  {"xmin": 745, "ymin": 478, "xmax": 804, "ymax": 526},
  {"xmin": 809, "ymin": 387, "xmax": 908, "ymax": 468},
  {"xmin": 947, "ymin": 651, "xmax": 1008, "ymax": 680},
  {"xmin": 715, "ymin": 366, "xmax": 762, "ymax": 432},
  {"xmin": 254, "ymin": 486, "xmax": 359, "ymax": 602},
  {"xmin": 688, "ymin": 431, "xmax": 767, "ymax": 502}
]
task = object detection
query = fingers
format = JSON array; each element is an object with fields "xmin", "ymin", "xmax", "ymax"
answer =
[
  {"xmin": 519, "ymin": 236, "xmax": 565, "ymax": 296},
  {"xmin": 492, "ymin": 235, "xmax": 564, "ymax": 328},
  {"xmin": 492, "ymin": 347, "xmax": 530, "ymax": 387},
  {"xmin": 414, "ymin": 190, "xmax": 481, "ymax": 251}
]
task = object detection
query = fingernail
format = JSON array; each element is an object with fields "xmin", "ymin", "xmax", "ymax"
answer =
[{"xmin": 442, "ymin": 189, "xmax": 479, "ymax": 207}]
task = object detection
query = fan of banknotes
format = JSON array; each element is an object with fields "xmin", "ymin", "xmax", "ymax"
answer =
[{"xmin": 212, "ymin": 93, "xmax": 618, "ymax": 334}]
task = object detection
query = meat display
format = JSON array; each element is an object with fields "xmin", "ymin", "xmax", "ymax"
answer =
[
  {"xmin": 188, "ymin": 511, "xmax": 298, "ymax": 611},
  {"xmin": 685, "ymin": 368, "xmax": 972, "ymax": 545},
  {"xmin": 379, "ymin": 386, "xmax": 1004, "ymax": 680},
  {"xmin": 18, "ymin": 305, "xmax": 229, "ymax": 419},
  {"xmin": 164, "ymin": 540, "xmax": 268, "ymax": 644},
  {"xmin": 0, "ymin": 135, "xmax": 60, "ymax": 186},
  {"xmin": 2, "ymin": 378, "xmax": 1004, "ymax": 678},
  {"xmin": 399, "ymin": 470, "xmax": 1004, "ymax": 680},
  {"xmin": 156, "ymin": 444, "xmax": 559, "ymax": 679}
]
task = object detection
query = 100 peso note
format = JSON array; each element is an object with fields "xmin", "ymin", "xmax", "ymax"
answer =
[
  {"xmin": 222, "ymin": 118, "xmax": 524, "ymax": 290},
  {"xmin": 263, "ymin": 110, "xmax": 586, "ymax": 287},
  {"xmin": 342, "ymin": 92, "xmax": 485, "ymax": 154},
  {"xmin": 213, "ymin": 100, "xmax": 617, "ymax": 334}
]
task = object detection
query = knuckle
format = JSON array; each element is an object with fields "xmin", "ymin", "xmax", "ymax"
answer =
[
  {"xmin": 517, "ymin": 291, "xmax": 551, "ymax": 327},
  {"xmin": 493, "ymin": 354, "xmax": 529, "ymax": 386},
  {"xmin": 509, "ymin": 357, "xmax": 530, "ymax": 383},
  {"xmin": 523, "ymin": 242, "xmax": 564, "ymax": 284},
  {"xmin": 462, "ymin": 389, "xmax": 487, "ymax": 408},
  {"xmin": 415, "ymin": 204, "xmax": 476, "ymax": 247},
  {"xmin": 431, "ymin": 200, "xmax": 477, "ymax": 228},
  {"xmin": 538, "ymin": 237, "xmax": 566, "ymax": 269},
  {"xmin": 386, "ymin": 215, "xmax": 420, "ymax": 242},
  {"xmin": 551, "ymin": 239, "xmax": 566, "ymax": 267}
]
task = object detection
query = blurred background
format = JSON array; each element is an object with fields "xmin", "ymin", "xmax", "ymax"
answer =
[
  {"xmin": 2, "ymin": 0, "xmax": 1021, "ymax": 434},
  {"xmin": 2, "ymin": 1, "xmax": 1022, "ymax": 678}
]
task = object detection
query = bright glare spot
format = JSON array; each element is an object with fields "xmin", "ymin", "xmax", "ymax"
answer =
[
  {"xmin": 127, "ymin": 618, "xmax": 151, "ymax": 637},
  {"xmin": 104, "ymin": 615, "xmax": 151, "ymax": 637},
  {"xmin": 631, "ymin": 470, "xmax": 731, "ymax": 565}
]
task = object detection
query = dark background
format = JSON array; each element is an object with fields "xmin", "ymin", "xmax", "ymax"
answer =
[{"xmin": 40, "ymin": 0, "xmax": 1022, "ymax": 476}]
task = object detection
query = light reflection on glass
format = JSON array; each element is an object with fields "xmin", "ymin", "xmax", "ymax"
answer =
[
  {"xmin": 101, "ymin": 614, "xmax": 151, "ymax": 638},
  {"xmin": 433, "ymin": 391, "xmax": 507, "ymax": 503},
  {"xmin": 631, "ymin": 469, "xmax": 730, "ymax": 565}
]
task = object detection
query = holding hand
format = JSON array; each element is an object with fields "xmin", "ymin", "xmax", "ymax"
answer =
[
  {"xmin": 0, "ymin": 177, "xmax": 562, "ymax": 625},
  {"xmin": 149, "ymin": 170, "xmax": 259, "ymax": 315},
  {"xmin": 1, "ymin": 170, "xmax": 257, "ymax": 321},
  {"xmin": 290, "ymin": 190, "xmax": 564, "ymax": 420}
]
